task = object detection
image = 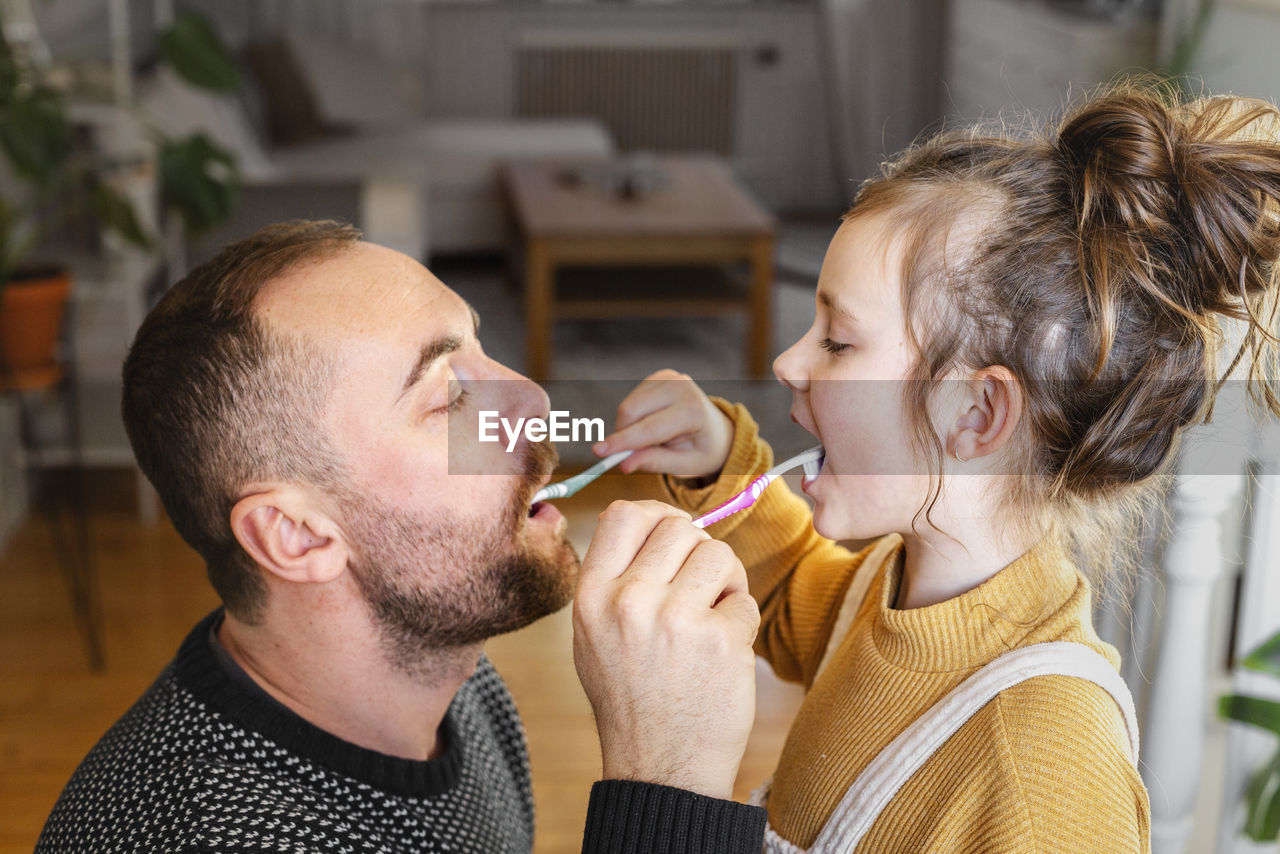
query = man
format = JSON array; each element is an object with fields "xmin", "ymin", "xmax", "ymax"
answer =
[{"xmin": 36, "ymin": 221, "xmax": 764, "ymax": 853}]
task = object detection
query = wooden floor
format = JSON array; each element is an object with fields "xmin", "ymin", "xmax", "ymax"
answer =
[{"xmin": 0, "ymin": 471, "xmax": 804, "ymax": 854}]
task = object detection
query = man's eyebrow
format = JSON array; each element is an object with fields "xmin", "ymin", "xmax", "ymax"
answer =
[
  {"xmin": 818, "ymin": 290, "xmax": 860, "ymax": 325},
  {"xmin": 399, "ymin": 335, "xmax": 462, "ymax": 401}
]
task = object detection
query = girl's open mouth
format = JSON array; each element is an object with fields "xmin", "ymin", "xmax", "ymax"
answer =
[{"xmin": 802, "ymin": 451, "xmax": 825, "ymax": 486}]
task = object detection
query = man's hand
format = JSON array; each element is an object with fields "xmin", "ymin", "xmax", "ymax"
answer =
[
  {"xmin": 593, "ymin": 369, "xmax": 734, "ymax": 480},
  {"xmin": 573, "ymin": 500, "xmax": 759, "ymax": 800}
]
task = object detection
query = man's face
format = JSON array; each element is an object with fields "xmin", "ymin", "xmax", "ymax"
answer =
[{"xmin": 258, "ymin": 242, "xmax": 577, "ymax": 668}]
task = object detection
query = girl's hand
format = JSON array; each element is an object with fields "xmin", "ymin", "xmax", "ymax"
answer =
[{"xmin": 594, "ymin": 369, "xmax": 734, "ymax": 480}]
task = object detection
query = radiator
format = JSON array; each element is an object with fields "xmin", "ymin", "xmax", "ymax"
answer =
[{"xmin": 516, "ymin": 32, "xmax": 739, "ymax": 155}]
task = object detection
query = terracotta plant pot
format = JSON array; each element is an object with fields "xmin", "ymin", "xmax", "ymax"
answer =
[{"xmin": 0, "ymin": 266, "xmax": 72, "ymax": 390}]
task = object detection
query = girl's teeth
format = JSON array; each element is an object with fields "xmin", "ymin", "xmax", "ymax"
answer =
[{"xmin": 802, "ymin": 453, "xmax": 824, "ymax": 485}]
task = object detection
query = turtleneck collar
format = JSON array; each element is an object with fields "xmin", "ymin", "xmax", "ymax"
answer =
[{"xmin": 870, "ymin": 535, "xmax": 1087, "ymax": 672}]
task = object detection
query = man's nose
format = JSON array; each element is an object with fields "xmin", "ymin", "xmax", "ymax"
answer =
[{"xmin": 487, "ymin": 358, "xmax": 551, "ymax": 423}]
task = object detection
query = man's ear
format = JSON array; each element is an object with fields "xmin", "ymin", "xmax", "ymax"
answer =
[
  {"xmin": 950, "ymin": 366, "xmax": 1023, "ymax": 464},
  {"xmin": 230, "ymin": 488, "xmax": 348, "ymax": 585}
]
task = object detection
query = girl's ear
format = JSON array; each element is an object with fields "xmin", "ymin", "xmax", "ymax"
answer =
[
  {"xmin": 950, "ymin": 366, "xmax": 1023, "ymax": 464},
  {"xmin": 230, "ymin": 488, "xmax": 349, "ymax": 585}
]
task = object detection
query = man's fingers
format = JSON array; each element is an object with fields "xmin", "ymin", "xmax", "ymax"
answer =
[
  {"xmin": 712, "ymin": 590, "xmax": 761, "ymax": 649},
  {"xmin": 580, "ymin": 500, "xmax": 692, "ymax": 586},
  {"xmin": 669, "ymin": 539, "xmax": 747, "ymax": 608},
  {"xmin": 625, "ymin": 515, "xmax": 711, "ymax": 586}
]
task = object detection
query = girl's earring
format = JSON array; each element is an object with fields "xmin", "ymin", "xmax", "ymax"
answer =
[{"xmin": 954, "ymin": 449, "xmax": 966, "ymax": 463}]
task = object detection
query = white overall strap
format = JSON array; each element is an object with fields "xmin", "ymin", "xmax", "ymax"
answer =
[
  {"xmin": 757, "ymin": 535, "xmax": 899, "ymax": 854},
  {"xmin": 813, "ymin": 535, "xmax": 902, "ymax": 682},
  {"xmin": 808, "ymin": 641, "xmax": 1140, "ymax": 854}
]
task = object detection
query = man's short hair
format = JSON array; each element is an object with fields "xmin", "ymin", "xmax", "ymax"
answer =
[{"xmin": 123, "ymin": 220, "xmax": 361, "ymax": 621}]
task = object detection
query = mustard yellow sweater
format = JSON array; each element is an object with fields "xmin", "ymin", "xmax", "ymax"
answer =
[{"xmin": 662, "ymin": 401, "xmax": 1150, "ymax": 853}]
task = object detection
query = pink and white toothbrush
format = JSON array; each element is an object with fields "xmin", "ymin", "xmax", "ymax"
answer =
[{"xmin": 692, "ymin": 445, "xmax": 824, "ymax": 529}]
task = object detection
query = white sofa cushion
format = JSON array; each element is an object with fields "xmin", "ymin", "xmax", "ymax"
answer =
[{"xmin": 144, "ymin": 34, "xmax": 615, "ymax": 254}]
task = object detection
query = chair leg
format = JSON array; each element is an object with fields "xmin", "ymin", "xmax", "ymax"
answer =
[
  {"xmin": 61, "ymin": 375, "xmax": 104, "ymax": 670},
  {"xmin": 17, "ymin": 383, "xmax": 105, "ymax": 671}
]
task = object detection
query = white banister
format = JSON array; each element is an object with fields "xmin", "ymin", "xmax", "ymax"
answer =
[
  {"xmin": 1144, "ymin": 470, "xmax": 1245, "ymax": 854},
  {"xmin": 1217, "ymin": 417, "xmax": 1280, "ymax": 854}
]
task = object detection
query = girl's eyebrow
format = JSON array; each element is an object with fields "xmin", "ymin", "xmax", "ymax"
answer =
[{"xmin": 818, "ymin": 290, "xmax": 861, "ymax": 325}]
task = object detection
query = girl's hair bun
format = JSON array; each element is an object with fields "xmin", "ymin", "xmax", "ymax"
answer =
[{"xmin": 1056, "ymin": 89, "xmax": 1280, "ymax": 327}]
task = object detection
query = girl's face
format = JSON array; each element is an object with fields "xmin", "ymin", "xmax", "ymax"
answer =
[{"xmin": 773, "ymin": 213, "xmax": 935, "ymax": 541}]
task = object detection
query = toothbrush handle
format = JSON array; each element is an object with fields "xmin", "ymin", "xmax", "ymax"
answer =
[{"xmin": 691, "ymin": 474, "xmax": 776, "ymax": 529}]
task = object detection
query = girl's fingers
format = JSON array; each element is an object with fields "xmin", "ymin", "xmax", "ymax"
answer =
[
  {"xmin": 597, "ymin": 371, "xmax": 698, "ymax": 455},
  {"xmin": 622, "ymin": 445, "xmax": 697, "ymax": 476},
  {"xmin": 601, "ymin": 405, "xmax": 700, "ymax": 458},
  {"xmin": 613, "ymin": 384, "xmax": 670, "ymax": 432},
  {"xmin": 615, "ymin": 372, "xmax": 687, "ymax": 429}
]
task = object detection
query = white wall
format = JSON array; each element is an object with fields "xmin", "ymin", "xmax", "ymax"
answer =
[
  {"xmin": 1192, "ymin": 0, "xmax": 1280, "ymax": 101},
  {"xmin": 181, "ymin": 0, "xmax": 950, "ymax": 212},
  {"xmin": 420, "ymin": 4, "xmax": 841, "ymax": 211}
]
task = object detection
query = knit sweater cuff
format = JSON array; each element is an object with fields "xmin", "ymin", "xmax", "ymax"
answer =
[
  {"xmin": 580, "ymin": 780, "xmax": 766, "ymax": 854},
  {"xmin": 661, "ymin": 397, "xmax": 773, "ymax": 535}
]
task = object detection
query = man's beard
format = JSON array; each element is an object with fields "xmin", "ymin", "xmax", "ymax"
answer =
[{"xmin": 339, "ymin": 440, "xmax": 578, "ymax": 673}]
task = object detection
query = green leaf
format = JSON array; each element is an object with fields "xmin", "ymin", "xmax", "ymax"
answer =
[
  {"xmin": 1243, "ymin": 749, "xmax": 1280, "ymax": 842},
  {"xmin": 158, "ymin": 11, "xmax": 241, "ymax": 93},
  {"xmin": 159, "ymin": 133, "xmax": 240, "ymax": 236},
  {"xmin": 1166, "ymin": 0, "xmax": 1217, "ymax": 81},
  {"xmin": 1221, "ymin": 694, "xmax": 1280, "ymax": 738},
  {"xmin": 89, "ymin": 181, "xmax": 152, "ymax": 250},
  {"xmin": 0, "ymin": 86, "xmax": 72, "ymax": 185},
  {"xmin": 1244, "ymin": 628, "xmax": 1280, "ymax": 679}
]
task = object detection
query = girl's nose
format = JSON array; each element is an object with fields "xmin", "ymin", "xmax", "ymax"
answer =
[{"xmin": 774, "ymin": 339, "xmax": 810, "ymax": 393}]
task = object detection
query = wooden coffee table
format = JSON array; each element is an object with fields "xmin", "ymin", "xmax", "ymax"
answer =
[{"xmin": 503, "ymin": 155, "xmax": 777, "ymax": 379}]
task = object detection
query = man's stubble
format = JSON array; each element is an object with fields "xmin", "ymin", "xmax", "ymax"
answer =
[{"xmin": 341, "ymin": 440, "xmax": 578, "ymax": 675}]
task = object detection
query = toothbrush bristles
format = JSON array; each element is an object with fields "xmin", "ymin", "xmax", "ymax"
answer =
[{"xmin": 533, "ymin": 449, "xmax": 634, "ymax": 503}]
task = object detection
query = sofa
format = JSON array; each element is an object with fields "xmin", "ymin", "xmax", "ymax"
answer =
[{"xmin": 143, "ymin": 32, "xmax": 614, "ymax": 261}]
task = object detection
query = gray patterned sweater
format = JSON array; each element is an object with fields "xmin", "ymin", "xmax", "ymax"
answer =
[{"xmin": 36, "ymin": 611, "xmax": 765, "ymax": 853}]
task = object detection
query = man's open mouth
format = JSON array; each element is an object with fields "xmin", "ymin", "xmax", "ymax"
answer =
[{"xmin": 527, "ymin": 471, "xmax": 553, "ymax": 518}]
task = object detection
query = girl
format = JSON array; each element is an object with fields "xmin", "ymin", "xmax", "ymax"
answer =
[{"xmin": 591, "ymin": 85, "xmax": 1280, "ymax": 852}]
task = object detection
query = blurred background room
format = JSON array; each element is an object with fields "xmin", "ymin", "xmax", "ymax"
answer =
[{"xmin": 1, "ymin": 0, "xmax": 1279, "ymax": 851}]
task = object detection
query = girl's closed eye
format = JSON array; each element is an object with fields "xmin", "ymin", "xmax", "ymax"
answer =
[{"xmin": 820, "ymin": 337, "xmax": 851, "ymax": 355}]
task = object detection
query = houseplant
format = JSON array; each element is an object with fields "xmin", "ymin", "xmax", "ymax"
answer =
[
  {"xmin": 1219, "ymin": 627, "xmax": 1280, "ymax": 844},
  {"xmin": 0, "ymin": 8, "xmax": 241, "ymax": 389},
  {"xmin": 0, "ymin": 15, "xmax": 145, "ymax": 388}
]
